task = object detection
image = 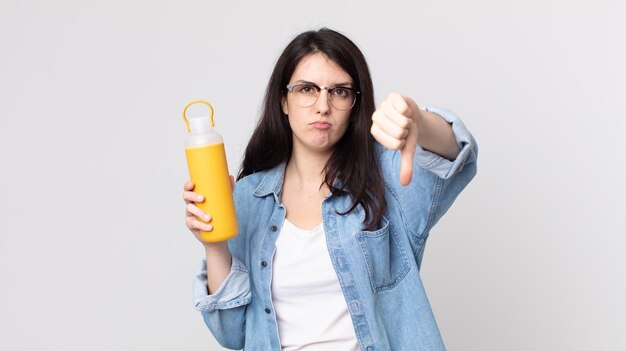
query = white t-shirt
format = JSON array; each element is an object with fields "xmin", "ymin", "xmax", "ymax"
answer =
[{"xmin": 271, "ymin": 218, "xmax": 359, "ymax": 351}]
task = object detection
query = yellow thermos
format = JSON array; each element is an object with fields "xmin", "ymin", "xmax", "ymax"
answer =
[{"xmin": 183, "ymin": 100, "xmax": 238, "ymax": 242}]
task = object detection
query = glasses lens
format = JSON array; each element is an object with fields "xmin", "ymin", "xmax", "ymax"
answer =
[
  {"xmin": 329, "ymin": 87, "xmax": 356, "ymax": 111},
  {"xmin": 292, "ymin": 84, "xmax": 319, "ymax": 107}
]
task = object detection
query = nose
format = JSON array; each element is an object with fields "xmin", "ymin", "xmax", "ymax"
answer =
[{"xmin": 316, "ymin": 88, "xmax": 331, "ymax": 115}]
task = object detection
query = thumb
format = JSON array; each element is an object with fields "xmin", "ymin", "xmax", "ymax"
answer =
[{"xmin": 399, "ymin": 122, "xmax": 418, "ymax": 186}]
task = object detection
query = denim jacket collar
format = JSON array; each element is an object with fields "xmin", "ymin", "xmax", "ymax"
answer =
[
  {"xmin": 251, "ymin": 160, "xmax": 344, "ymax": 202},
  {"xmin": 253, "ymin": 161, "xmax": 286, "ymax": 202}
]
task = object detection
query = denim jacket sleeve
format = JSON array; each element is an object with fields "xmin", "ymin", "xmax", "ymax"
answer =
[
  {"xmin": 191, "ymin": 177, "xmax": 257, "ymax": 350},
  {"xmin": 193, "ymin": 255, "xmax": 251, "ymax": 349},
  {"xmin": 378, "ymin": 106, "xmax": 478, "ymax": 263}
]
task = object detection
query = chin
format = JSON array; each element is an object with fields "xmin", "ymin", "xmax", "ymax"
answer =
[
  {"xmin": 312, "ymin": 138, "xmax": 336, "ymax": 149},
  {"xmin": 293, "ymin": 134, "xmax": 338, "ymax": 154}
]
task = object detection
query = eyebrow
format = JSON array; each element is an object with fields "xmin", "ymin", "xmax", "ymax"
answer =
[{"xmin": 295, "ymin": 79, "xmax": 353, "ymax": 87}]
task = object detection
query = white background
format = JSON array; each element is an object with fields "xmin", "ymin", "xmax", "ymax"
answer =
[{"xmin": 1, "ymin": 1, "xmax": 624, "ymax": 350}]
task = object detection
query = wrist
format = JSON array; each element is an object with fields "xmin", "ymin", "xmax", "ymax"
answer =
[{"xmin": 204, "ymin": 240, "xmax": 228, "ymax": 252}]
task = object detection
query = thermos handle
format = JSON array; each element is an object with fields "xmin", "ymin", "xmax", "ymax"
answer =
[{"xmin": 182, "ymin": 100, "xmax": 215, "ymax": 132}]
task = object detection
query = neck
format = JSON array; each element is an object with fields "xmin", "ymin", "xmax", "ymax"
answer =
[{"xmin": 285, "ymin": 145, "xmax": 332, "ymax": 191}]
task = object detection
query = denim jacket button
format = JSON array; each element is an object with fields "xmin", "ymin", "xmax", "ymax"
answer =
[
  {"xmin": 271, "ymin": 225, "xmax": 278, "ymax": 232},
  {"xmin": 261, "ymin": 260, "xmax": 267, "ymax": 267},
  {"xmin": 264, "ymin": 307, "xmax": 271, "ymax": 314}
]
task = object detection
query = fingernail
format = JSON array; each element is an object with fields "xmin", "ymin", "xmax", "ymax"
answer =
[{"xmin": 204, "ymin": 215, "xmax": 210, "ymax": 221}]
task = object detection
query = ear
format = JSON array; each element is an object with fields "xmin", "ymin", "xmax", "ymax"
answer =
[{"xmin": 281, "ymin": 96, "xmax": 288, "ymax": 116}]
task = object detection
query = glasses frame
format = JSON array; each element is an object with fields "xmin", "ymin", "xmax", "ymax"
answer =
[{"xmin": 285, "ymin": 83, "xmax": 360, "ymax": 111}]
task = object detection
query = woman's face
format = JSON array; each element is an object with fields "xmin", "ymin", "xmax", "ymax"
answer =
[{"xmin": 281, "ymin": 53, "xmax": 353, "ymax": 155}]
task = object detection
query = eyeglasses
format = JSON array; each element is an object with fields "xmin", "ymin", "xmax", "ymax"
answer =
[{"xmin": 286, "ymin": 83, "xmax": 360, "ymax": 111}]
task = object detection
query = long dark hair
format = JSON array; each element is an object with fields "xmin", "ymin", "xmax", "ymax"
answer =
[{"xmin": 238, "ymin": 28, "xmax": 386, "ymax": 230}]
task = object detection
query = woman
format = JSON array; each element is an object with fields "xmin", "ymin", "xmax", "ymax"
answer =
[{"xmin": 183, "ymin": 28, "xmax": 477, "ymax": 350}]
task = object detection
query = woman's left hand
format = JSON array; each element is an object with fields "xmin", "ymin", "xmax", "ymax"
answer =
[{"xmin": 371, "ymin": 92, "xmax": 423, "ymax": 186}]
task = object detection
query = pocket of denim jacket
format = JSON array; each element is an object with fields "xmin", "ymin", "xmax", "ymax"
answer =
[{"xmin": 356, "ymin": 216, "xmax": 410, "ymax": 293}]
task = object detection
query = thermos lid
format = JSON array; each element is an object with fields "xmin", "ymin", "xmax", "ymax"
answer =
[
  {"xmin": 188, "ymin": 115, "xmax": 213, "ymax": 133},
  {"xmin": 182, "ymin": 100, "xmax": 215, "ymax": 133}
]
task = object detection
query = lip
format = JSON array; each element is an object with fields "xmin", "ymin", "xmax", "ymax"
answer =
[{"xmin": 310, "ymin": 121, "xmax": 332, "ymax": 130}]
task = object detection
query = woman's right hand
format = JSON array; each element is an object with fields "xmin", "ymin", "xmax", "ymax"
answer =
[
  {"xmin": 183, "ymin": 181, "xmax": 214, "ymax": 245},
  {"xmin": 183, "ymin": 177, "xmax": 235, "ymax": 247}
]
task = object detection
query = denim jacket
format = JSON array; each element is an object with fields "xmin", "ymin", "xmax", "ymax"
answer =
[{"xmin": 193, "ymin": 106, "xmax": 478, "ymax": 350}]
